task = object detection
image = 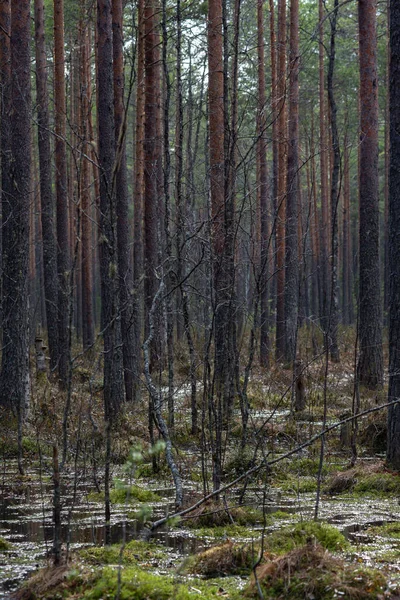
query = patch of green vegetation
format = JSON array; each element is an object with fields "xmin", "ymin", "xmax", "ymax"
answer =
[
  {"xmin": 184, "ymin": 540, "xmax": 259, "ymax": 578},
  {"xmin": 366, "ymin": 521, "xmax": 400, "ymax": 539},
  {"xmin": 274, "ymin": 475, "xmax": 318, "ymax": 494},
  {"xmin": 79, "ymin": 539, "xmax": 168, "ymax": 565},
  {"xmin": 353, "ymin": 472, "xmax": 400, "ymax": 496},
  {"xmin": 72, "ymin": 565, "xmax": 242, "ymax": 599},
  {"xmin": 0, "ymin": 435, "xmax": 37, "ymax": 458},
  {"xmin": 264, "ymin": 521, "xmax": 349, "ymax": 554},
  {"xmin": 184, "ymin": 504, "xmax": 264, "ymax": 529},
  {"xmin": 243, "ymin": 543, "xmax": 388, "ymax": 600},
  {"xmin": 88, "ymin": 484, "xmax": 161, "ymax": 504},
  {"xmin": 192, "ymin": 524, "xmax": 260, "ymax": 539},
  {"xmin": 0, "ymin": 537, "xmax": 12, "ymax": 551},
  {"xmin": 270, "ymin": 510, "xmax": 294, "ymax": 520}
]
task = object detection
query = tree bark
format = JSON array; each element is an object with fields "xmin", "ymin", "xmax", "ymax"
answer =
[
  {"xmin": 54, "ymin": 0, "xmax": 71, "ymax": 387},
  {"xmin": 34, "ymin": 0, "xmax": 59, "ymax": 371},
  {"xmin": 0, "ymin": 0, "xmax": 31, "ymax": 419},
  {"xmin": 113, "ymin": 0, "xmax": 136, "ymax": 402},
  {"xmin": 275, "ymin": 0, "xmax": 287, "ymax": 360},
  {"xmin": 357, "ymin": 0, "xmax": 383, "ymax": 389},
  {"xmin": 284, "ymin": 0, "xmax": 299, "ymax": 365},
  {"xmin": 79, "ymin": 7, "xmax": 95, "ymax": 351},
  {"xmin": 144, "ymin": 0, "xmax": 162, "ymax": 369},
  {"xmin": 387, "ymin": 0, "xmax": 400, "ymax": 469},
  {"xmin": 258, "ymin": 0, "xmax": 269, "ymax": 368},
  {"xmin": 327, "ymin": 0, "xmax": 340, "ymax": 363},
  {"xmin": 97, "ymin": 0, "xmax": 125, "ymax": 419}
]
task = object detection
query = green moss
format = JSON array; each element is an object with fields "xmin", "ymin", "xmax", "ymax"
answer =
[
  {"xmin": 265, "ymin": 522, "xmax": 349, "ymax": 554},
  {"xmin": 184, "ymin": 504, "xmax": 264, "ymax": 529},
  {"xmin": 353, "ymin": 472, "xmax": 400, "ymax": 496},
  {"xmin": 270, "ymin": 510, "xmax": 294, "ymax": 520},
  {"xmin": 0, "ymin": 537, "xmax": 12, "ymax": 551},
  {"xmin": 243, "ymin": 543, "xmax": 387, "ymax": 600},
  {"xmin": 184, "ymin": 540, "xmax": 259, "ymax": 577},
  {"xmin": 274, "ymin": 475, "xmax": 318, "ymax": 494},
  {"xmin": 79, "ymin": 540, "xmax": 168, "ymax": 565},
  {"xmin": 193, "ymin": 524, "xmax": 260, "ymax": 539},
  {"xmin": 79, "ymin": 566, "xmax": 242, "ymax": 599},
  {"xmin": 366, "ymin": 521, "xmax": 400, "ymax": 539},
  {"xmin": 88, "ymin": 484, "xmax": 160, "ymax": 504}
]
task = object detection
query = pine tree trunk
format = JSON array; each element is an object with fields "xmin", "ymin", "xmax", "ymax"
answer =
[
  {"xmin": 79, "ymin": 13, "xmax": 95, "ymax": 351},
  {"xmin": 357, "ymin": 0, "xmax": 383, "ymax": 389},
  {"xmin": 34, "ymin": 0, "xmax": 59, "ymax": 371},
  {"xmin": 97, "ymin": 0, "xmax": 125, "ymax": 419},
  {"xmin": 208, "ymin": 0, "xmax": 225, "ymax": 490},
  {"xmin": 144, "ymin": 0, "xmax": 162, "ymax": 369},
  {"xmin": 0, "ymin": 0, "xmax": 31, "ymax": 419},
  {"xmin": 327, "ymin": 0, "xmax": 340, "ymax": 363},
  {"xmin": 258, "ymin": 0, "xmax": 269, "ymax": 368},
  {"xmin": 133, "ymin": 0, "xmax": 145, "ymax": 393},
  {"xmin": 319, "ymin": 0, "xmax": 330, "ymax": 328},
  {"xmin": 113, "ymin": 0, "xmax": 136, "ymax": 402},
  {"xmin": 54, "ymin": 0, "xmax": 70, "ymax": 387},
  {"xmin": 387, "ymin": 0, "xmax": 400, "ymax": 469},
  {"xmin": 284, "ymin": 0, "xmax": 299, "ymax": 365},
  {"xmin": 275, "ymin": 0, "xmax": 286, "ymax": 360}
]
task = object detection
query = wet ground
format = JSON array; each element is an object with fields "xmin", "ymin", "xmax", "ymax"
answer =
[{"xmin": 0, "ymin": 454, "xmax": 399, "ymax": 598}]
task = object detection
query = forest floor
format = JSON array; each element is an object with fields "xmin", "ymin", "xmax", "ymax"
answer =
[{"xmin": 0, "ymin": 330, "xmax": 399, "ymax": 599}]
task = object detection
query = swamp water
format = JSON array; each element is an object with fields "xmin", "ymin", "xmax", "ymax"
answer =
[{"xmin": 0, "ymin": 460, "xmax": 400, "ymax": 598}]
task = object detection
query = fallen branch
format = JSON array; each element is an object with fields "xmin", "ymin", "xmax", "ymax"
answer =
[{"xmin": 147, "ymin": 399, "xmax": 399, "ymax": 534}]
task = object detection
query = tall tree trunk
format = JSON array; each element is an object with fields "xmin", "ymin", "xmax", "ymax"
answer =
[
  {"xmin": 284, "ymin": 0, "xmax": 299, "ymax": 365},
  {"xmin": 357, "ymin": 0, "xmax": 383, "ymax": 389},
  {"xmin": 113, "ymin": 0, "xmax": 136, "ymax": 402},
  {"xmin": 258, "ymin": 0, "xmax": 269, "ymax": 368},
  {"xmin": 79, "ymin": 7, "xmax": 95, "ymax": 351},
  {"xmin": 275, "ymin": 0, "xmax": 287, "ymax": 360},
  {"xmin": 133, "ymin": 0, "xmax": 145, "ymax": 397},
  {"xmin": 0, "ymin": 0, "xmax": 31, "ymax": 420},
  {"xmin": 342, "ymin": 137, "xmax": 352, "ymax": 326},
  {"xmin": 208, "ymin": 0, "xmax": 225, "ymax": 491},
  {"xmin": 327, "ymin": 0, "xmax": 340, "ymax": 363},
  {"xmin": 34, "ymin": 0, "xmax": 59, "ymax": 371},
  {"xmin": 97, "ymin": 0, "xmax": 125, "ymax": 420},
  {"xmin": 0, "ymin": 0, "xmax": 11, "ymax": 339},
  {"xmin": 144, "ymin": 0, "xmax": 162, "ymax": 369},
  {"xmin": 268, "ymin": 0, "xmax": 278, "ymax": 337},
  {"xmin": 387, "ymin": 0, "xmax": 400, "ymax": 470},
  {"xmin": 175, "ymin": 0, "xmax": 197, "ymax": 434},
  {"xmin": 54, "ymin": 0, "xmax": 70, "ymax": 387},
  {"xmin": 319, "ymin": 0, "xmax": 330, "ymax": 328}
]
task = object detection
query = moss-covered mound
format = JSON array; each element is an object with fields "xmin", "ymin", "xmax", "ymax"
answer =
[
  {"xmin": 244, "ymin": 542, "xmax": 388, "ymax": 599},
  {"xmin": 184, "ymin": 540, "xmax": 260, "ymax": 578}
]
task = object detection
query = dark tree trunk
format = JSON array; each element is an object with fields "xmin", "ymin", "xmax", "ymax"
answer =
[
  {"xmin": 34, "ymin": 0, "xmax": 59, "ymax": 371},
  {"xmin": 327, "ymin": 0, "xmax": 340, "ymax": 363},
  {"xmin": 0, "ymin": 0, "xmax": 31, "ymax": 419},
  {"xmin": 258, "ymin": 0, "xmax": 269, "ymax": 369},
  {"xmin": 275, "ymin": 0, "xmax": 286, "ymax": 360},
  {"xmin": 284, "ymin": 0, "xmax": 299, "ymax": 365},
  {"xmin": 342, "ymin": 138, "xmax": 352, "ymax": 326},
  {"xmin": 357, "ymin": 0, "xmax": 383, "ymax": 389},
  {"xmin": 208, "ymin": 0, "xmax": 225, "ymax": 491},
  {"xmin": 143, "ymin": 0, "xmax": 162, "ymax": 369},
  {"xmin": 79, "ymin": 13, "xmax": 95, "ymax": 351},
  {"xmin": 113, "ymin": 0, "xmax": 136, "ymax": 402},
  {"xmin": 0, "ymin": 0, "xmax": 11, "ymax": 337},
  {"xmin": 387, "ymin": 0, "xmax": 400, "ymax": 470},
  {"xmin": 54, "ymin": 0, "xmax": 70, "ymax": 388},
  {"xmin": 133, "ymin": 0, "xmax": 145, "ymax": 396},
  {"xmin": 319, "ymin": 0, "xmax": 330, "ymax": 328},
  {"xmin": 97, "ymin": 0, "xmax": 125, "ymax": 419}
]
